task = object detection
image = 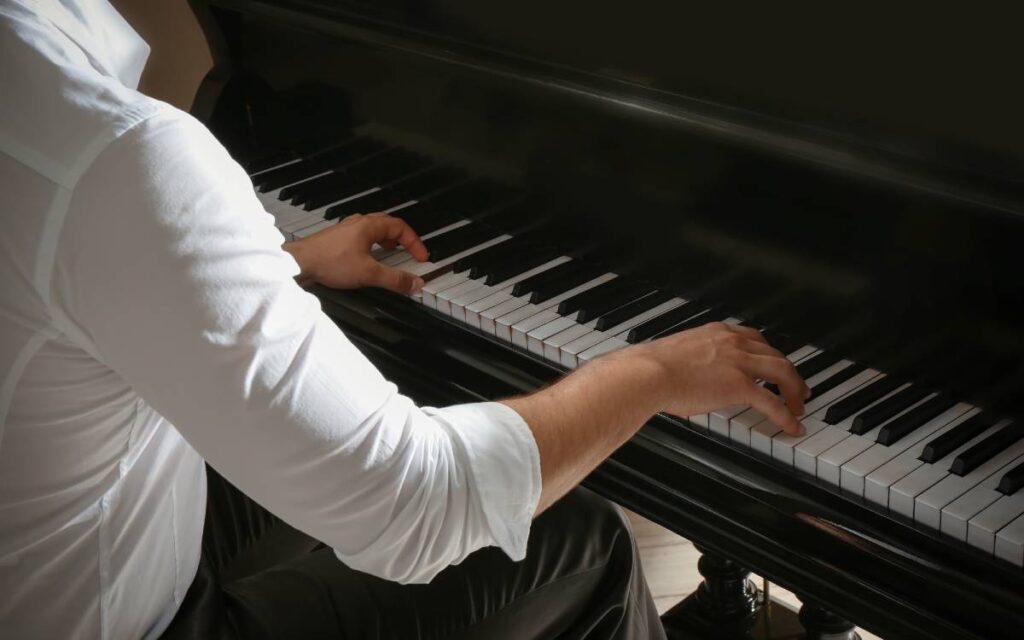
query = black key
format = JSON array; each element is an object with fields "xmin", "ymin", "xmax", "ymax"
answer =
[
  {"xmin": 919, "ymin": 412, "xmax": 999, "ymax": 463},
  {"xmin": 412, "ymin": 211, "xmax": 463, "ymax": 237},
  {"xmin": 254, "ymin": 138, "xmax": 383, "ymax": 191},
  {"xmin": 254, "ymin": 160, "xmax": 329, "ymax": 193},
  {"xmin": 452, "ymin": 238, "xmax": 526, "ymax": 275},
  {"xmin": 849, "ymin": 385, "xmax": 931, "ymax": 435},
  {"xmin": 795, "ymin": 351, "xmax": 844, "ymax": 380},
  {"xmin": 399, "ymin": 201, "xmax": 453, "ymax": 227},
  {"xmin": 654, "ymin": 307, "xmax": 731, "ymax": 339},
  {"xmin": 577, "ymin": 283, "xmax": 658, "ymax": 323},
  {"xmin": 876, "ymin": 394, "xmax": 957, "ymax": 446},
  {"xmin": 627, "ymin": 303, "xmax": 702, "ymax": 343},
  {"xmin": 484, "ymin": 249, "xmax": 559, "ymax": 285},
  {"xmin": 824, "ymin": 375, "xmax": 904, "ymax": 425},
  {"xmin": 595, "ymin": 291, "xmax": 673, "ymax": 331},
  {"xmin": 324, "ymin": 189, "xmax": 414, "ymax": 220},
  {"xmin": 804, "ymin": 362, "xmax": 867, "ymax": 403},
  {"xmin": 246, "ymin": 151, "xmax": 296, "ymax": 174},
  {"xmin": 512, "ymin": 261, "xmax": 586, "ymax": 297},
  {"xmin": 766, "ymin": 351, "xmax": 846, "ymax": 394},
  {"xmin": 528, "ymin": 265, "xmax": 606, "ymax": 304},
  {"xmin": 286, "ymin": 149, "xmax": 426, "ymax": 208},
  {"xmin": 423, "ymin": 179, "xmax": 517, "ymax": 218},
  {"xmin": 950, "ymin": 422, "xmax": 1023, "ymax": 476},
  {"xmin": 760, "ymin": 331, "xmax": 805, "ymax": 358},
  {"xmin": 393, "ymin": 166, "xmax": 468, "ymax": 199},
  {"xmin": 997, "ymin": 460, "xmax": 1024, "ymax": 495},
  {"xmin": 424, "ymin": 224, "xmax": 501, "ymax": 261},
  {"xmin": 558, "ymin": 278, "xmax": 635, "ymax": 316}
]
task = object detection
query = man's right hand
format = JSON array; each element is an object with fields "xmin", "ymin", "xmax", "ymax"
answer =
[
  {"xmin": 634, "ymin": 322, "xmax": 810, "ymax": 435},
  {"xmin": 503, "ymin": 321, "xmax": 809, "ymax": 514}
]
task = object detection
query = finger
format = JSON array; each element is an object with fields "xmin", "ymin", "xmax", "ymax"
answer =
[
  {"xmin": 745, "ymin": 383, "xmax": 804, "ymax": 436},
  {"xmin": 378, "ymin": 239, "xmax": 398, "ymax": 250},
  {"xmin": 363, "ymin": 261, "xmax": 425, "ymax": 295},
  {"xmin": 735, "ymin": 354, "xmax": 806, "ymax": 417},
  {"xmin": 364, "ymin": 216, "xmax": 429, "ymax": 262},
  {"xmin": 742, "ymin": 339, "xmax": 786, "ymax": 359},
  {"xmin": 728, "ymin": 324, "xmax": 769, "ymax": 345}
]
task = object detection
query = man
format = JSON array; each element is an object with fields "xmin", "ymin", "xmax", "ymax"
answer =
[{"xmin": 0, "ymin": 1, "xmax": 809, "ymax": 638}]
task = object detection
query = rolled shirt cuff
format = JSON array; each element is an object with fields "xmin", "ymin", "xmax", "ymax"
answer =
[{"xmin": 423, "ymin": 401, "xmax": 542, "ymax": 561}]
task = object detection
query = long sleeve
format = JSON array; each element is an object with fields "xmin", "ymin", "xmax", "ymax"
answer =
[{"xmin": 48, "ymin": 107, "xmax": 542, "ymax": 584}]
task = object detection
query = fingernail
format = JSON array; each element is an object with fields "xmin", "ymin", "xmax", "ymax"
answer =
[{"xmin": 411, "ymin": 277, "xmax": 425, "ymax": 294}]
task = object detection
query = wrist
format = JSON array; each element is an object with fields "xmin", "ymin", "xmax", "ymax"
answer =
[{"xmin": 599, "ymin": 344, "xmax": 670, "ymax": 417}]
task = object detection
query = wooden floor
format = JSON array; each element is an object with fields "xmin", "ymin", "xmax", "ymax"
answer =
[{"xmin": 625, "ymin": 509, "xmax": 882, "ymax": 639}]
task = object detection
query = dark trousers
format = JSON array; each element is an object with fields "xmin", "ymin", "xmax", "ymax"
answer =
[{"xmin": 162, "ymin": 467, "xmax": 666, "ymax": 640}]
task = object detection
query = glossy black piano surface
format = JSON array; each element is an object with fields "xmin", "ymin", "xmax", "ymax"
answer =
[{"xmin": 189, "ymin": 1, "xmax": 1024, "ymax": 638}]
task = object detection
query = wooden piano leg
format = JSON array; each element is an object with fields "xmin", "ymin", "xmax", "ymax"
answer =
[
  {"xmin": 661, "ymin": 544, "xmax": 814, "ymax": 639},
  {"xmin": 797, "ymin": 599, "xmax": 860, "ymax": 640},
  {"xmin": 661, "ymin": 544, "xmax": 765, "ymax": 639}
]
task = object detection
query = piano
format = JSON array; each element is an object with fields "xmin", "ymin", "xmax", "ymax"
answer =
[{"xmin": 188, "ymin": 1, "xmax": 1024, "ymax": 637}]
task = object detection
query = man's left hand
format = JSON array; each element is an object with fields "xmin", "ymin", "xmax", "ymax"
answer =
[{"xmin": 283, "ymin": 213, "xmax": 429, "ymax": 294}]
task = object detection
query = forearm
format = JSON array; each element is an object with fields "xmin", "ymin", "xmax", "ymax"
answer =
[{"xmin": 501, "ymin": 346, "xmax": 665, "ymax": 515}]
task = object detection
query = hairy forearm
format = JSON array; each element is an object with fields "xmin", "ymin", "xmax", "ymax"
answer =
[{"xmin": 501, "ymin": 347, "xmax": 665, "ymax": 515}]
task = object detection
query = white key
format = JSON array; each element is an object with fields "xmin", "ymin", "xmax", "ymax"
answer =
[
  {"xmin": 559, "ymin": 298, "xmax": 686, "ymax": 369},
  {"xmin": 542, "ymin": 322, "xmax": 596, "ymax": 362},
  {"xmin": 914, "ymin": 436, "xmax": 1024, "ymax": 530},
  {"xmin": 481, "ymin": 298, "xmax": 532, "ymax": 337},
  {"xmin": 888, "ymin": 419, "xmax": 1010, "ymax": 518},
  {"xmin": 466, "ymin": 292, "xmax": 516, "ymax": 328},
  {"xmin": 250, "ymin": 156, "xmax": 302, "ymax": 176},
  {"xmin": 772, "ymin": 368, "xmax": 883, "ymax": 465},
  {"xmin": 728, "ymin": 408, "xmax": 767, "ymax": 447},
  {"xmin": 840, "ymin": 402, "xmax": 972, "ymax": 497},
  {"xmin": 577, "ymin": 337, "xmax": 629, "ymax": 363},
  {"xmin": 292, "ymin": 219, "xmax": 337, "ymax": 239},
  {"xmin": 816, "ymin": 393, "xmax": 937, "ymax": 486},
  {"xmin": 499, "ymin": 273, "xmax": 617, "ymax": 343},
  {"xmin": 995, "ymin": 514, "xmax": 1024, "ymax": 567},
  {"xmin": 508, "ymin": 310, "xmax": 559, "ymax": 348},
  {"xmin": 863, "ymin": 408, "xmax": 981, "ymax": 507},
  {"xmin": 793, "ymin": 381, "xmax": 914, "ymax": 477},
  {"xmin": 942, "ymin": 455, "xmax": 1024, "ymax": 541},
  {"xmin": 448, "ymin": 259, "xmax": 568, "ymax": 322},
  {"xmin": 968, "ymin": 492, "xmax": 1024, "ymax": 554},
  {"xmin": 463, "ymin": 258, "xmax": 572, "ymax": 329},
  {"xmin": 710, "ymin": 404, "xmax": 752, "ymax": 438},
  {"xmin": 395, "ymin": 235, "xmax": 514, "ymax": 278},
  {"xmin": 420, "ymin": 271, "xmax": 471, "ymax": 309},
  {"xmin": 748, "ymin": 360, "xmax": 861, "ymax": 455},
  {"xmin": 384, "ymin": 199, "xmax": 418, "ymax": 213},
  {"xmin": 435, "ymin": 279, "xmax": 489, "ymax": 315},
  {"xmin": 526, "ymin": 314, "xmax": 582, "ymax": 356}
]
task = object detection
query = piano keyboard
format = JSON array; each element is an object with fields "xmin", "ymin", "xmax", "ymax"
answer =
[{"xmin": 246, "ymin": 136, "xmax": 1024, "ymax": 568}]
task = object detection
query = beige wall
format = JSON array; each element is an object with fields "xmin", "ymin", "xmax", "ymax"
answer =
[{"xmin": 112, "ymin": 0, "xmax": 213, "ymax": 111}]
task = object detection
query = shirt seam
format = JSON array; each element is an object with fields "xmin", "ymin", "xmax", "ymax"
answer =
[{"xmin": 31, "ymin": 102, "xmax": 164, "ymax": 320}]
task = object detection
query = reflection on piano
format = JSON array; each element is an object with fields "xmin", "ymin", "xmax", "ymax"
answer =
[{"xmin": 191, "ymin": 1, "xmax": 1024, "ymax": 637}]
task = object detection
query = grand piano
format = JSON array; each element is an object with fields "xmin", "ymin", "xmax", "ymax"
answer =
[{"xmin": 187, "ymin": 1, "xmax": 1024, "ymax": 637}]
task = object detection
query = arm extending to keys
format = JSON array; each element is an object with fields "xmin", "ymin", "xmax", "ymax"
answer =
[
  {"xmin": 503, "ymin": 322, "xmax": 811, "ymax": 514},
  {"xmin": 286, "ymin": 213, "xmax": 811, "ymax": 518}
]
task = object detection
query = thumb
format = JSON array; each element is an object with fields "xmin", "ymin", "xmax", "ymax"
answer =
[{"xmin": 364, "ymin": 262, "xmax": 425, "ymax": 295}]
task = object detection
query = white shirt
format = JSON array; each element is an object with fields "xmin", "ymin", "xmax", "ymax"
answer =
[{"xmin": 0, "ymin": 2, "xmax": 542, "ymax": 638}]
